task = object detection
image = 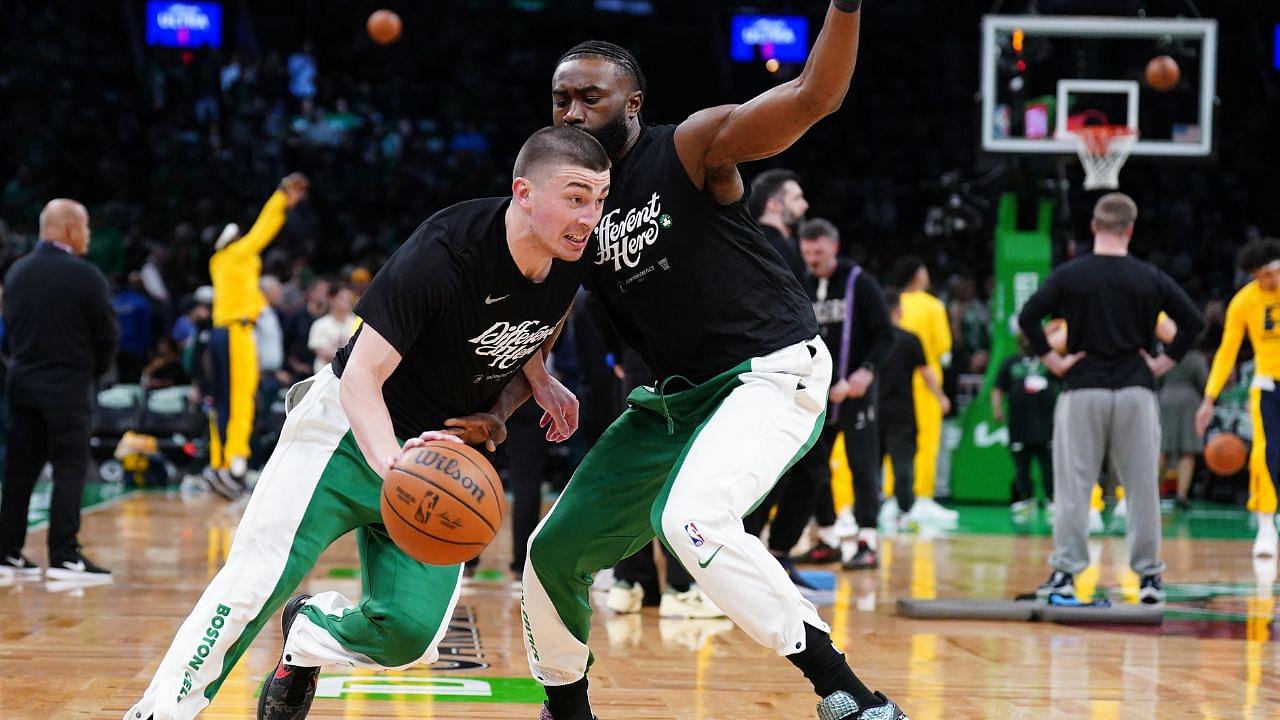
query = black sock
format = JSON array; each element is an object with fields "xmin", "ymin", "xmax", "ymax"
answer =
[
  {"xmin": 545, "ymin": 677, "xmax": 592, "ymax": 720},
  {"xmin": 786, "ymin": 623, "xmax": 880, "ymax": 709},
  {"xmin": 667, "ymin": 580, "xmax": 691, "ymax": 593}
]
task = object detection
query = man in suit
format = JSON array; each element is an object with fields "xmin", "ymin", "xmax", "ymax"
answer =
[{"xmin": 0, "ymin": 198, "xmax": 119, "ymax": 580}]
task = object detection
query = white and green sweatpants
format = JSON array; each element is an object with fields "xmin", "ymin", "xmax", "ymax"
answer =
[
  {"xmin": 124, "ymin": 366, "xmax": 463, "ymax": 720},
  {"xmin": 521, "ymin": 337, "xmax": 832, "ymax": 687}
]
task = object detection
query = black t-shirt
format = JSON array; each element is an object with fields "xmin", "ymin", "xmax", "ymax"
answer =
[
  {"xmin": 332, "ymin": 198, "xmax": 583, "ymax": 439},
  {"xmin": 878, "ymin": 327, "xmax": 927, "ymax": 427},
  {"xmin": 995, "ymin": 353, "xmax": 1058, "ymax": 446},
  {"xmin": 1017, "ymin": 253, "xmax": 1205, "ymax": 391},
  {"xmin": 584, "ymin": 125, "xmax": 818, "ymax": 383},
  {"xmin": 760, "ymin": 224, "xmax": 807, "ymax": 284},
  {"xmin": 808, "ymin": 259, "xmax": 895, "ymax": 375}
]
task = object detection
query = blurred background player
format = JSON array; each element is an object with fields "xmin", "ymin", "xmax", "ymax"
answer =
[
  {"xmin": 1020, "ymin": 193, "xmax": 1204, "ymax": 605},
  {"xmin": 204, "ymin": 173, "xmax": 309, "ymax": 498},
  {"xmin": 1197, "ymin": 237, "xmax": 1280, "ymax": 557},
  {"xmin": 749, "ymin": 168, "xmax": 809, "ymax": 282},
  {"xmin": 1158, "ymin": 338, "xmax": 1209, "ymax": 511},
  {"xmin": 890, "ymin": 255, "xmax": 956, "ymax": 526},
  {"xmin": 992, "ymin": 333, "xmax": 1058, "ymax": 520},
  {"xmin": 0, "ymin": 198, "xmax": 118, "ymax": 579}
]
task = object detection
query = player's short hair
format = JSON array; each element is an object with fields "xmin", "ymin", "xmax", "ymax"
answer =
[
  {"xmin": 891, "ymin": 255, "xmax": 926, "ymax": 289},
  {"xmin": 748, "ymin": 169, "xmax": 800, "ymax": 219},
  {"xmin": 1092, "ymin": 192, "xmax": 1139, "ymax": 234},
  {"xmin": 558, "ymin": 40, "xmax": 647, "ymax": 93},
  {"xmin": 512, "ymin": 126, "xmax": 611, "ymax": 182},
  {"xmin": 884, "ymin": 288, "xmax": 903, "ymax": 312},
  {"xmin": 799, "ymin": 218, "xmax": 839, "ymax": 242},
  {"xmin": 1238, "ymin": 237, "xmax": 1280, "ymax": 274}
]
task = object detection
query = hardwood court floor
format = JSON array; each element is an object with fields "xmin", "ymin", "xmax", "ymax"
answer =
[{"xmin": 2, "ymin": 488, "xmax": 1279, "ymax": 719}]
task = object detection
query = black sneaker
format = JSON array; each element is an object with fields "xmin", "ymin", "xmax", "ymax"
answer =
[
  {"xmin": 842, "ymin": 542, "xmax": 879, "ymax": 571},
  {"xmin": 204, "ymin": 466, "xmax": 245, "ymax": 501},
  {"xmin": 1139, "ymin": 574, "xmax": 1165, "ymax": 605},
  {"xmin": 538, "ymin": 704, "xmax": 598, "ymax": 720},
  {"xmin": 816, "ymin": 690, "xmax": 909, "ymax": 719},
  {"xmin": 1035, "ymin": 569, "xmax": 1075, "ymax": 600},
  {"xmin": 258, "ymin": 594, "xmax": 318, "ymax": 720},
  {"xmin": 46, "ymin": 552, "xmax": 112, "ymax": 581},
  {"xmin": 777, "ymin": 555, "xmax": 817, "ymax": 589},
  {"xmin": 0, "ymin": 552, "xmax": 40, "ymax": 577},
  {"xmin": 792, "ymin": 542, "xmax": 841, "ymax": 565}
]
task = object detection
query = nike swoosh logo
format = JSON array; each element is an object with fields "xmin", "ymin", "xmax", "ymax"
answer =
[
  {"xmin": 484, "ymin": 294, "xmax": 511, "ymax": 305},
  {"xmin": 698, "ymin": 545, "xmax": 724, "ymax": 569},
  {"xmin": 64, "ymin": 561, "xmax": 85, "ymax": 572}
]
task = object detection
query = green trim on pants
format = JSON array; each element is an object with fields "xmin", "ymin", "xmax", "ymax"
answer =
[
  {"xmin": 206, "ymin": 431, "xmax": 461, "ymax": 699},
  {"xmin": 528, "ymin": 361, "xmax": 751, "ymax": 654}
]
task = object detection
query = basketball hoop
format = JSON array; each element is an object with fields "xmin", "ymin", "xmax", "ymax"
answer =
[{"xmin": 1070, "ymin": 125, "xmax": 1138, "ymax": 191}]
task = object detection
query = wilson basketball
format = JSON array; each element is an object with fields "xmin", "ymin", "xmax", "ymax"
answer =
[
  {"xmin": 1145, "ymin": 55, "xmax": 1180, "ymax": 92},
  {"xmin": 380, "ymin": 441, "xmax": 503, "ymax": 565},
  {"xmin": 1204, "ymin": 432, "xmax": 1248, "ymax": 477},
  {"xmin": 366, "ymin": 9, "xmax": 402, "ymax": 46}
]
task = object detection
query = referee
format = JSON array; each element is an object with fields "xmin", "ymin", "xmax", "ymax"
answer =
[
  {"xmin": 1018, "ymin": 193, "xmax": 1204, "ymax": 605},
  {"xmin": 0, "ymin": 199, "xmax": 118, "ymax": 580}
]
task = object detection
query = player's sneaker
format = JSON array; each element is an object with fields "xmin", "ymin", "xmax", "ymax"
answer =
[
  {"xmin": 658, "ymin": 586, "xmax": 726, "ymax": 619},
  {"xmin": 834, "ymin": 508, "xmax": 859, "ymax": 538},
  {"xmin": 1088, "ymin": 508, "xmax": 1105, "ymax": 534},
  {"xmin": 792, "ymin": 542, "xmax": 841, "ymax": 565},
  {"xmin": 816, "ymin": 690, "xmax": 909, "ymax": 719},
  {"xmin": 258, "ymin": 594, "xmax": 318, "ymax": 720},
  {"xmin": 1253, "ymin": 513, "xmax": 1278, "ymax": 558},
  {"xmin": 204, "ymin": 466, "xmax": 244, "ymax": 501},
  {"xmin": 1035, "ymin": 570, "xmax": 1076, "ymax": 600},
  {"xmin": 778, "ymin": 555, "xmax": 818, "ymax": 590},
  {"xmin": 0, "ymin": 552, "xmax": 40, "ymax": 577},
  {"xmin": 1138, "ymin": 574, "xmax": 1165, "ymax": 605},
  {"xmin": 538, "ymin": 704, "xmax": 597, "ymax": 720},
  {"xmin": 1010, "ymin": 499, "xmax": 1036, "ymax": 522},
  {"xmin": 907, "ymin": 497, "xmax": 958, "ymax": 526},
  {"xmin": 877, "ymin": 498, "xmax": 900, "ymax": 527},
  {"xmin": 604, "ymin": 581, "xmax": 643, "ymax": 614},
  {"xmin": 842, "ymin": 541, "xmax": 879, "ymax": 571},
  {"xmin": 46, "ymin": 552, "xmax": 112, "ymax": 581}
]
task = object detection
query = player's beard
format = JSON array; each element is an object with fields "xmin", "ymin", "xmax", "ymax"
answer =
[{"xmin": 582, "ymin": 111, "xmax": 630, "ymax": 159}]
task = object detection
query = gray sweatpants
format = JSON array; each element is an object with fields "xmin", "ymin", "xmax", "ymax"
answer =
[{"xmin": 1051, "ymin": 387, "xmax": 1166, "ymax": 577}]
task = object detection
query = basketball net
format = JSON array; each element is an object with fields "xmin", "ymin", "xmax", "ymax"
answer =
[{"xmin": 1070, "ymin": 125, "xmax": 1138, "ymax": 191}]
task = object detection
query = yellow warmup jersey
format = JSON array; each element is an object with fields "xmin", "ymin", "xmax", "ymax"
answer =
[
  {"xmin": 1206, "ymin": 280, "xmax": 1280, "ymax": 398},
  {"xmin": 898, "ymin": 290, "xmax": 952, "ymax": 373},
  {"xmin": 210, "ymin": 190, "xmax": 288, "ymax": 327}
]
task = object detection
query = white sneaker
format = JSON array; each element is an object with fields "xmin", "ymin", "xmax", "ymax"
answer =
[
  {"xmin": 658, "ymin": 587, "xmax": 727, "ymax": 619},
  {"xmin": 815, "ymin": 524, "xmax": 843, "ymax": 550},
  {"xmin": 1010, "ymin": 500, "xmax": 1036, "ymax": 521},
  {"xmin": 1114, "ymin": 498, "xmax": 1128, "ymax": 518},
  {"xmin": 604, "ymin": 582, "xmax": 644, "ymax": 614},
  {"xmin": 833, "ymin": 508, "xmax": 858, "ymax": 539},
  {"xmin": 908, "ymin": 497, "xmax": 959, "ymax": 526},
  {"xmin": 1253, "ymin": 514, "xmax": 1278, "ymax": 558},
  {"xmin": 1088, "ymin": 508, "xmax": 1105, "ymax": 534},
  {"xmin": 878, "ymin": 498, "xmax": 901, "ymax": 527}
]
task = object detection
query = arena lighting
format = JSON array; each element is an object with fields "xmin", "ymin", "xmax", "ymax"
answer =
[
  {"xmin": 145, "ymin": 2, "xmax": 222, "ymax": 48},
  {"xmin": 1013, "ymin": 28, "xmax": 1025, "ymax": 53}
]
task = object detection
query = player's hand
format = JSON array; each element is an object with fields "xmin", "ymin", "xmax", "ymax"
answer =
[
  {"xmin": 1139, "ymin": 349, "xmax": 1176, "ymax": 379},
  {"xmin": 846, "ymin": 368, "xmax": 874, "ymax": 398},
  {"xmin": 442, "ymin": 414, "xmax": 508, "ymax": 452},
  {"xmin": 533, "ymin": 375, "xmax": 579, "ymax": 443},
  {"xmin": 1194, "ymin": 397, "xmax": 1215, "ymax": 438},
  {"xmin": 829, "ymin": 378, "xmax": 851, "ymax": 404},
  {"xmin": 281, "ymin": 172, "xmax": 310, "ymax": 208},
  {"xmin": 386, "ymin": 431, "xmax": 464, "ymax": 475},
  {"xmin": 939, "ymin": 395, "xmax": 952, "ymax": 415},
  {"xmin": 1042, "ymin": 351, "xmax": 1085, "ymax": 378}
]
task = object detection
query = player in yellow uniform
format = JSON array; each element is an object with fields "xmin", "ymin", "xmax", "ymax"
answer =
[
  {"xmin": 891, "ymin": 256, "xmax": 957, "ymax": 524},
  {"xmin": 205, "ymin": 173, "xmax": 308, "ymax": 497},
  {"xmin": 1197, "ymin": 238, "xmax": 1280, "ymax": 558}
]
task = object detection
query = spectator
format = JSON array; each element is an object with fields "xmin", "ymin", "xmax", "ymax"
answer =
[
  {"xmin": 113, "ymin": 271, "xmax": 154, "ymax": 383},
  {"xmin": 307, "ymin": 282, "xmax": 357, "ymax": 372}
]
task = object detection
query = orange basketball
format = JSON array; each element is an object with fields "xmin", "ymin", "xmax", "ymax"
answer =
[
  {"xmin": 1204, "ymin": 432, "xmax": 1248, "ymax": 477},
  {"xmin": 1145, "ymin": 55, "xmax": 1180, "ymax": 93},
  {"xmin": 380, "ymin": 441, "xmax": 503, "ymax": 565},
  {"xmin": 366, "ymin": 9, "xmax": 402, "ymax": 46}
]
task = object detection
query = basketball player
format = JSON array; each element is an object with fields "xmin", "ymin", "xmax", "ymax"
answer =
[
  {"xmin": 519, "ymin": 4, "xmax": 908, "ymax": 719},
  {"xmin": 890, "ymin": 255, "xmax": 957, "ymax": 525},
  {"xmin": 1196, "ymin": 237, "xmax": 1280, "ymax": 558},
  {"xmin": 204, "ymin": 173, "xmax": 309, "ymax": 499},
  {"xmin": 1018, "ymin": 193, "xmax": 1204, "ymax": 605},
  {"xmin": 122, "ymin": 126, "xmax": 610, "ymax": 720}
]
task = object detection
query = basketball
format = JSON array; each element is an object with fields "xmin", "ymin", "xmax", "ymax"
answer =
[
  {"xmin": 366, "ymin": 9, "xmax": 402, "ymax": 46},
  {"xmin": 1204, "ymin": 432, "xmax": 1248, "ymax": 477},
  {"xmin": 380, "ymin": 441, "xmax": 503, "ymax": 565},
  {"xmin": 1145, "ymin": 55, "xmax": 1180, "ymax": 92}
]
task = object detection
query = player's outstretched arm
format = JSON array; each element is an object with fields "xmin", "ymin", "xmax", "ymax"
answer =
[
  {"xmin": 674, "ymin": 2, "xmax": 861, "ymax": 190},
  {"xmin": 339, "ymin": 324, "xmax": 408, "ymax": 478}
]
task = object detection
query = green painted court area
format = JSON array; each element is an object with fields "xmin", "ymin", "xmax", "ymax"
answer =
[
  {"xmin": 277, "ymin": 675, "xmax": 545, "ymax": 704},
  {"xmin": 20, "ymin": 480, "xmax": 135, "ymax": 529}
]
